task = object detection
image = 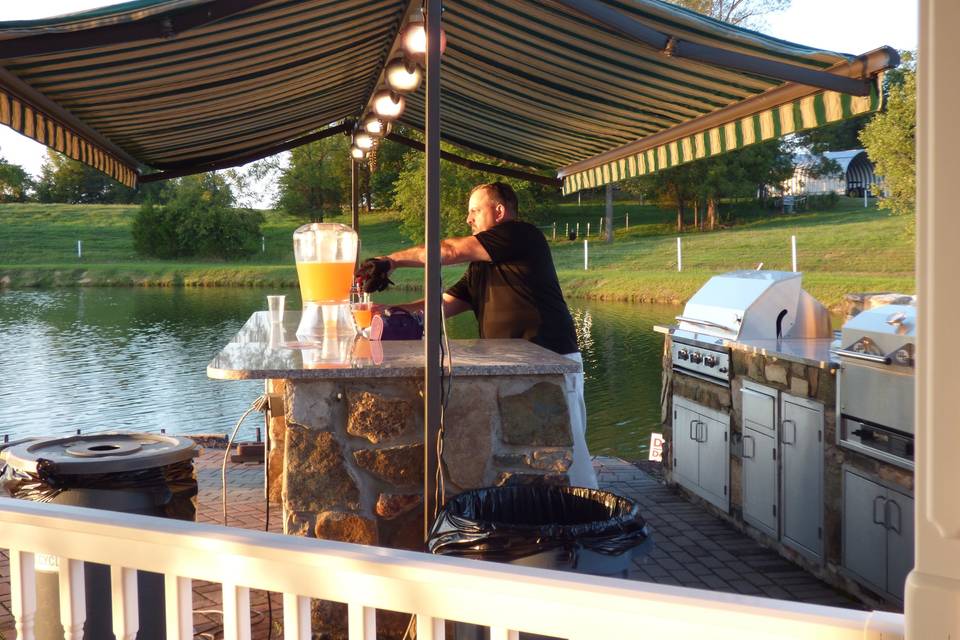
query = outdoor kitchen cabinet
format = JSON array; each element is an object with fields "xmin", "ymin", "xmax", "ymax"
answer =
[
  {"xmin": 673, "ymin": 396, "xmax": 730, "ymax": 512},
  {"xmin": 741, "ymin": 384, "xmax": 779, "ymax": 537},
  {"xmin": 843, "ymin": 469, "xmax": 914, "ymax": 601},
  {"xmin": 780, "ymin": 393, "xmax": 824, "ymax": 561},
  {"xmin": 739, "ymin": 384, "xmax": 823, "ymax": 559}
]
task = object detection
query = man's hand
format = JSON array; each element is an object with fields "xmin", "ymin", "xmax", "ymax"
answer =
[{"xmin": 356, "ymin": 257, "xmax": 395, "ymax": 293}]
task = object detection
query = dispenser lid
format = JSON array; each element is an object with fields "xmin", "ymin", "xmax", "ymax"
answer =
[{"xmin": 0, "ymin": 432, "xmax": 197, "ymax": 475}]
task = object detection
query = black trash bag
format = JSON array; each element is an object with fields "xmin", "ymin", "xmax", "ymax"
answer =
[
  {"xmin": 0, "ymin": 458, "xmax": 198, "ymax": 521},
  {"xmin": 427, "ymin": 485, "xmax": 649, "ymax": 563}
]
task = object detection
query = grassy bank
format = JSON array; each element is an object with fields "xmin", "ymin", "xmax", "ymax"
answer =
[{"xmin": 0, "ymin": 199, "xmax": 914, "ymax": 309}]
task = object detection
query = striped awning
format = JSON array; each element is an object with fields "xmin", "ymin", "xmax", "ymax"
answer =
[{"xmin": 0, "ymin": 0, "xmax": 898, "ymax": 190}]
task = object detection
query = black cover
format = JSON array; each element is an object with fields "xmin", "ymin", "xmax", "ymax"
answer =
[
  {"xmin": 0, "ymin": 458, "xmax": 198, "ymax": 521},
  {"xmin": 427, "ymin": 485, "xmax": 648, "ymax": 562}
]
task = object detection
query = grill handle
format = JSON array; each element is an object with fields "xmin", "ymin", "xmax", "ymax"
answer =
[
  {"xmin": 675, "ymin": 316, "xmax": 739, "ymax": 333},
  {"xmin": 831, "ymin": 348, "xmax": 892, "ymax": 365}
]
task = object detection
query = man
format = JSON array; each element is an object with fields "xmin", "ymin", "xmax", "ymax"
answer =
[{"xmin": 368, "ymin": 182, "xmax": 597, "ymax": 488}]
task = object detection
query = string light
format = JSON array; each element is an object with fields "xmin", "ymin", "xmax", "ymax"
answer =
[
  {"xmin": 385, "ymin": 57, "xmax": 422, "ymax": 93},
  {"xmin": 372, "ymin": 90, "xmax": 405, "ymax": 119}
]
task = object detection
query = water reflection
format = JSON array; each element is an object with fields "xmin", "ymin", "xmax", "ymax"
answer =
[{"xmin": 0, "ymin": 288, "xmax": 676, "ymax": 460}]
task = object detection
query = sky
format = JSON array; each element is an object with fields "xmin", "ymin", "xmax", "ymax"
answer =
[{"xmin": 0, "ymin": 0, "xmax": 920, "ymax": 207}]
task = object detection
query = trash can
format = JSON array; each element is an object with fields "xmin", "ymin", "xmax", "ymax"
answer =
[
  {"xmin": 428, "ymin": 485, "xmax": 652, "ymax": 639},
  {"xmin": 0, "ymin": 433, "xmax": 198, "ymax": 640}
]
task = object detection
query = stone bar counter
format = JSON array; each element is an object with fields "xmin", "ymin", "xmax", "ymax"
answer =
[{"xmin": 208, "ymin": 311, "xmax": 581, "ymax": 551}]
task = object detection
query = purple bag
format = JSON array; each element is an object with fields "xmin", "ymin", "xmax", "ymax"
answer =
[{"xmin": 370, "ymin": 307, "xmax": 424, "ymax": 341}]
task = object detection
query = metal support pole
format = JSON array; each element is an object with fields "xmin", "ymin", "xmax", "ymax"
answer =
[
  {"xmin": 423, "ymin": 0, "xmax": 442, "ymax": 541},
  {"xmin": 351, "ymin": 159, "xmax": 359, "ymax": 233},
  {"xmin": 583, "ymin": 240, "xmax": 589, "ymax": 270},
  {"xmin": 791, "ymin": 235, "xmax": 797, "ymax": 272},
  {"xmin": 677, "ymin": 237, "xmax": 682, "ymax": 272}
]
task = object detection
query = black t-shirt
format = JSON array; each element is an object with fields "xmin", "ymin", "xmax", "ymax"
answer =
[{"xmin": 445, "ymin": 220, "xmax": 579, "ymax": 355}]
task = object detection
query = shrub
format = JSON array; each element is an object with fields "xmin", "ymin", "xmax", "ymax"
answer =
[
  {"xmin": 132, "ymin": 174, "xmax": 264, "ymax": 259},
  {"xmin": 805, "ymin": 193, "xmax": 840, "ymax": 210}
]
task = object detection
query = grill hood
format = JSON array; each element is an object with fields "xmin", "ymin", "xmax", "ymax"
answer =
[
  {"xmin": 839, "ymin": 304, "xmax": 916, "ymax": 365},
  {"xmin": 677, "ymin": 271, "xmax": 831, "ymax": 342}
]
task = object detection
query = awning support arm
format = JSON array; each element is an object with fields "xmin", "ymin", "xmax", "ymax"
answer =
[
  {"xmin": 387, "ymin": 132, "xmax": 561, "ymax": 188},
  {"xmin": 139, "ymin": 121, "xmax": 353, "ymax": 183},
  {"xmin": 0, "ymin": 0, "xmax": 280, "ymax": 58},
  {"xmin": 552, "ymin": 0, "xmax": 874, "ymax": 96}
]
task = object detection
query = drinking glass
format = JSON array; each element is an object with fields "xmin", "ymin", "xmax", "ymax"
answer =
[
  {"xmin": 267, "ymin": 295, "xmax": 285, "ymax": 324},
  {"xmin": 350, "ymin": 290, "xmax": 373, "ymax": 333}
]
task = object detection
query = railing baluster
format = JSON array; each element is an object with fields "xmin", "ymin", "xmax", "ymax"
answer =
[
  {"xmin": 58, "ymin": 559, "xmax": 85, "ymax": 640},
  {"xmin": 489, "ymin": 628, "xmax": 519, "ymax": 640},
  {"xmin": 347, "ymin": 603, "xmax": 376, "ymax": 639},
  {"xmin": 10, "ymin": 550, "xmax": 37, "ymax": 640},
  {"xmin": 164, "ymin": 575, "xmax": 192, "ymax": 640},
  {"xmin": 282, "ymin": 593, "xmax": 310, "ymax": 639},
  {"xmin": 222, "ymin": 583, "xmax": 251, "ymax": 640},
  {"xmin": 416, "ymin": 616, "xmax": 445, "ymax": 640},
  {"xmin": 110, "ymin": 566, "xmax": 139, "ymax": 640}
]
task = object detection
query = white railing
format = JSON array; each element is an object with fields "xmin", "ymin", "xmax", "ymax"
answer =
[{"xmin": 0, "ymin": 498, "xmax": 905, "ymax": 640}]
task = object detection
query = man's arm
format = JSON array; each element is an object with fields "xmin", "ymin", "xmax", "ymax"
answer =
[
  {"xmin": 379, "ymin": 293, "xmax": 472, "ymax": 317},
  {"xmin": 386, "ymin": 235, "xmax": 491, "ymax": 269}
]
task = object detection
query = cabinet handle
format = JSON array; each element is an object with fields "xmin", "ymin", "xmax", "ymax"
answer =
[
  {"xmin": 742, "ymin": 434, "xmax": 755, "ymax": 459},
  {"xmin": 698, "ymin": 421, "xmax": 707, "ymax": 443},
  {"xmin": 689, "ymin": 419, "xmax": 698, "ymax": 440},
  {"xmin": 873, "ymin": 495, "xmax": 887, "ymax": 527},
  {"xmin": 885, "ymin": 498, "xmax": 902, "ymax": 534},
  {"xmin": 781, "ymin": 419, "xmax": 796, "ymax": 445}
]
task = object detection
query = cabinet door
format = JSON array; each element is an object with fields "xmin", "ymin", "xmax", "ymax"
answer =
[
  {"xmin": 886, "ymin": 491, "xmax": 914, "ymax": 601},
  {"xmin": 697, "ymin": 413, "xmax": 730, "ymax": 512},
  {"xmin": 672, "ymin": 399, "xmax": 700, "ymax": 491},
  {"xmin": 781, "ymin": 395, "xmax": 823, "ymax": 559},
  {"xmin": 742, "ymin": 386, "xmax": 777, "ymax": 434},
  {"xmin": 842, "ymin": 470, "xmax": 888, "ymax": 592},
  {"xmin": 742, "ymin": 427, "xmax": 778, "ymax": 537}
]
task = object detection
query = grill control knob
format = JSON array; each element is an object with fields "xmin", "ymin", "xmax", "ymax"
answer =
[
  {"xmin": 703, "ymin": 355, "xmax": 717, "ymax": 368},
  {"xmin": 690, "ymin": 352, "xmax": 703, "ymax": 364},
  {"xmin": 677, "ymin": 349, "xmax": 689, "ymax": 360}
]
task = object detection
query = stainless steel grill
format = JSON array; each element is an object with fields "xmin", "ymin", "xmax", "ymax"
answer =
[
  {"xmin": 671, "ymin": 271, "xmax": 832, "ymax": 385},
  {"xmin": 834, "ymin": 304, "xmax": 916, "ymax": 468}
]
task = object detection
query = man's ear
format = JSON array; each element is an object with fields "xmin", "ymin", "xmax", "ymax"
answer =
[{"xmin": 494, "ymin": 203, "xmax": 508, "ymax": 222}]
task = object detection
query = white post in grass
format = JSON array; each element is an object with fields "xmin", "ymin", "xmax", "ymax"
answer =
[
  {"xmin": 791, "ymin": 235, "xmax": 798, "ymax": 272},
  {"xmin": 864, "ymin": 187, "xmax": 869, "ymax": 208},
  {"xmin": 77, "ymin": 240, "xmax": 82, "ymax": 258},
  {"xmin": 552, "ymin": 222, "xmax": 556, "ymax": 241},
  {"xmin": 261, "ymin": 236, "xmax": 265, "ymax": 253},
  {"xmin": 565, "ymin": 223, "xmax": 569, "ymax": 239},
  {"xmin": 584, "ymin": 240, "xmax": 589, "ymax": 270},
  {"xmin": 677, "ymin": 237, "xmax": 682, "ymax": 272},
  {"xmin": 576, "ymin": 222, "xmax": 580, "ymax": 238},
  {"xmin": 599, "ymin": 217, "xmax": 603, "ymax": 236},
  {"xmin": 626, "ymin": 213, "xmax": 629, "ymax": 231},
  {"xmin": 586, "ymin": 222, "xmax": 590, "ymax": 237}
]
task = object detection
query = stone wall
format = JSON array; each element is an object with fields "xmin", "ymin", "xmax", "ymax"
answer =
[{"xmin": 661, "ymin": 336, "xmax": 912, "ymax": 609}]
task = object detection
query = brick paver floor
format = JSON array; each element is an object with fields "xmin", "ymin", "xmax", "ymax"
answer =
[{"xmin": 0, "ymin": 450, "xmax": 862, "ymax": 639}]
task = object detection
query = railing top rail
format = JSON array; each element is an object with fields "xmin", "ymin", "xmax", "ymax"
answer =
[{"xmin": 0, "ymin": 499, "xmax": 904, "ymax": 639}]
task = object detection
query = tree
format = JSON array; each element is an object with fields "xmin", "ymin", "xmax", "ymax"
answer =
[
  {"xmin": 275, "ymin": 134, "xmax": 355, "ymax": 220},
  {"xmin": 34, "ymin": 150, "xmax": 137, "ymax": 204},
  {"xmin": 666, "ymin": 0, "xmax": 790, "ymax": 27},
  {"xmin": 859, "ymin": 54, "xmax": 916, "ymax": 217},
  {"xmin": 132, "ymin": 173, "xmax": 263, "ymax": 259},
  {"xmin": 0, "ymin": 158, "xmax": 31, "ymax": 202},
  {"xmin": 392, "ymin": 144, "xmax": 556, "ymax": 243}
]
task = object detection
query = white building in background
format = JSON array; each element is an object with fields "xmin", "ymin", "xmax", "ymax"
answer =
[{"xmin": 783, "ymin": 149, "xmax": 879, "ymax": 197}]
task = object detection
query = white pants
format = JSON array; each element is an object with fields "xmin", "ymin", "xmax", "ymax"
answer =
[{"xmin": 562, "ymin": 352, "xmax": 599, "ymax": 489}]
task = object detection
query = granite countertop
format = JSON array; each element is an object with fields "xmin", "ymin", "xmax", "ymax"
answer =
[
  {"xmin": 208, "ymin": 311, "xmax": 581, "ymax": 380},
  {"xmin": 654, "ymin": 324, "xmax": 838, "ymax": 370}
]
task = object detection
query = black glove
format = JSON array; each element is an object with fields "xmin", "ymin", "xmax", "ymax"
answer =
[{"xmin": 355, "ymin": 257, "xmax": 395, "ymax": 293}]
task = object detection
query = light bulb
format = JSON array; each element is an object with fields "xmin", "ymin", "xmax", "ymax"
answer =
[
  {"xmin": 354, "ymin": 133, "xmax": 375, "ymax": 150},
  {"xmin": 350, "ymin": 146, "xmax": 365, "ymax": 160},
  {"xmin": 401, "ymin": 22, "xmax": 447, "ymax": 58},
  {"xmin": 385, "ymin": 57, "xmax": 422, "ymax": 94},
  {"xmin": 363, "ymin": 115, "xmax": 391, "ymax": 137},
  {"xmin": 372, "ymin": 90, "xmax": 405, "ymax": 119}
]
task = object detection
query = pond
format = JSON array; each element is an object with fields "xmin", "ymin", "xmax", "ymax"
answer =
[{"xmin": 0, "ymin": 288, "xmax": 676, "ymax": 460}]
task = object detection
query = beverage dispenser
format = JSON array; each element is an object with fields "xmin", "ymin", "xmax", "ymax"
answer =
[{"xmin": 293, "ymin": 222, "xmax": 359, "ymax": 340}]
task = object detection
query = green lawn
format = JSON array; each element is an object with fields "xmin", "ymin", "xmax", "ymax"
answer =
[{"xmin": 0, "ymin": 198, "xmax": 915, "ymax": 309}]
